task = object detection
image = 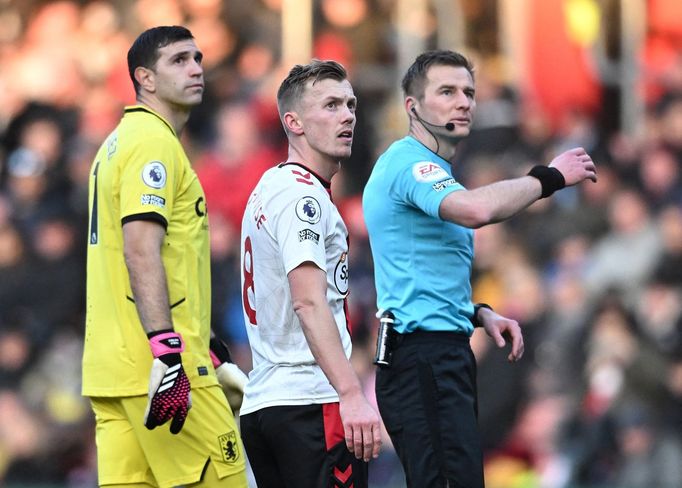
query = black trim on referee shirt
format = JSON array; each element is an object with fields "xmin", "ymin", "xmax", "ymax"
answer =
[{"xmin": 122, "ymin": 212, "xmax": 168, "ymax": 229}]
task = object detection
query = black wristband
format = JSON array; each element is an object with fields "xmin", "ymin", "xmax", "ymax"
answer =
[
  {"xmin": 209, "ymin": 337, "xmax": 234, "ymax": 363},
  {"xmin": 527, "ymin": 165, "xmax": 565, "ymax": 198},
  {"xmin": 472, "ymin": 303, "xmax": 493, "ymax": 328},
  {"xmin": 146, "ymin": 328, "xmax": 175, "ymax": 339}
]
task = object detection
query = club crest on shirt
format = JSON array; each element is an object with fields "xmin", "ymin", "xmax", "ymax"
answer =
[
  {"xmin": 218, "ymin": 431, "xmax": 240, "ymax": 464},
  {"xmin": 412, "ymin": 161, "xmax": 449, "ymax": 182},
  {"xmin": 295, "ymin": 196, "xmax": 321, "ymax": 224},
  {"xmin": 142, "ymin": 161, "xmax": 167, "ymax": 189},
  {"xmin": 334, "ymin": 252, "xmax": 349, "ymax": 296}
]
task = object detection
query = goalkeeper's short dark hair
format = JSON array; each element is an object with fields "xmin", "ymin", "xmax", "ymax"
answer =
[{"xmin": 127, "ymin": 25, "xmax": 194, "ymax": 95}]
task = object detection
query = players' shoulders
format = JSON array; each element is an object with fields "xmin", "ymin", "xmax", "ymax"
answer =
[
  {"xmin": 119, "ymin": 106, "xmax": 178, "ymax": 149},
  {"xmin": 267, "ymin": 163, "xmax": 330, "ymax": 198},
  {"xmin": 116, "ymin": 128, "xmax": 174, "ymax": 162},
  {"xmin": 375, "ymin": 137, "xmax": 416, "ymax": 172},
  {"xmin": 388, "ymin": 136, "xmax": 435, "ymax": 165},
  {"xmin": 258, "ymin": 164, "xmax": 331, "ymax": 218}
]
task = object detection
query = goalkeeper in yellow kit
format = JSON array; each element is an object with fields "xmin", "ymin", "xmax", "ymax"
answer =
[{"xmin": 82, "ymin": 26, "xmax": 247, "ymax": 488}]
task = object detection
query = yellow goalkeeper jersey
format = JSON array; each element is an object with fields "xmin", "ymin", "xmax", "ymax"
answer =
[{"xmin": 82, "ymin": 105, "xmax": 217, "ymax": 397}]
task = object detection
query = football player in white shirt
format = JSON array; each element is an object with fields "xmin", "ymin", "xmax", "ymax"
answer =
[{"xmin": 239, "ymin": 60, "xmax": 381, "ymax": 488}]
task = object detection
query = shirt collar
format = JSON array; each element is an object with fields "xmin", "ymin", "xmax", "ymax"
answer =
[{"xmin": 124, "ymin": 105, "xmax": 177, "ymax": 137}]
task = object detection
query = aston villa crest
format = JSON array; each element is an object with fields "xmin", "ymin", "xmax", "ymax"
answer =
[{"xmin": 218, "ymin": 431, "xmax": 240, "ymax": 463}]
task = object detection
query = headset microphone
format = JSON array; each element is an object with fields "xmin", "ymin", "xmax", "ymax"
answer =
[{"xmin": 411, "ymin": 107, "xmax": 455, "ymax": 131}]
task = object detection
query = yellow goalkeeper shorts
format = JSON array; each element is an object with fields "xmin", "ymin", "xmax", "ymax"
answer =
[{"xmin": 90, "ymin": 385, "xmax": 247, "ymax": 487}]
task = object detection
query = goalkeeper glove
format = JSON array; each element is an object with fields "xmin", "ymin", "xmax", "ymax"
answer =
[
  {"xmin": 210, "ymin": 337, "xmax": 248, "ymax": 413},
  {"xmin": 144, "ymin": 329, "xmax": 192, "ymax": 434}
]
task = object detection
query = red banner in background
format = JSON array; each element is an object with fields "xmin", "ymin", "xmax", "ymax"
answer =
[
  {"xmin": 525, "ymin": 0, "xmax": 602, "ymax": 126},
  {"xmin": 642, "ymin": 0, "xmax": 682, "ymax": 104}
]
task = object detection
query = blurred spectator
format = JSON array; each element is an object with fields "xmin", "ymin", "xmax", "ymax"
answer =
[
  {"xmin": 0, "ymin": 222, "xmax": 34, "ymax": 332},
  {"xmin": 25, "ymin": 212, "xmax": 84, "ymax": 338},
  {"xmin": 638, "ymin": 146, "xmax": 682, "ymax": 210},
  {"xmin": 583, "ymin": 187, "xmax": 663, "ymax": 304},
  {"xmin": 196, "ymin": 100, "xmax": 281, "ymax": 232},
  {"xmin": 651, "ymin": 204, "xmax": 682, "ymax": 285},
  {"xmin": 611, "ymin": 405, "xmax": 682, "ymax": 488}
]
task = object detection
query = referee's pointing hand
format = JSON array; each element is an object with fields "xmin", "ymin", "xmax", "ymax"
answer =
[{"xmin": 340, "ymin": 390, "xmax": 382, "ymax": 462}]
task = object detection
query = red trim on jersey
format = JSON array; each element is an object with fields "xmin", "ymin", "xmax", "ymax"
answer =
[
  {"xmin": 291, "ymin": 169, "xmax": 315, "ymax": 185},
  {"xmin": 334, "ymin": 464, "xmax": 353, "ymax": 485},
  {"xmin": 279, "ymin": 162, "xmax": 333, "ymax": 198},
  {"xmin": 322, "ymin": 402, "xmax": 345, "ymax": 451}
]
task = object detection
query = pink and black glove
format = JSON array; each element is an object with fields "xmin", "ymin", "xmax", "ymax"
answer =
[
  {"xmin": 144, "ymin": 330, "xmax": 192, "ymax": 434},
  {"xmin": 210, "ymin": 337, "xmax": 248, "ymax": 414}
]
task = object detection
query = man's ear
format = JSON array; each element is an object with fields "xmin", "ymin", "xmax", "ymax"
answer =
[
  {"xmin": 405, "ymin": 96, "xmax": 416, "ymax": 116},
  {"xmin": 283, "ymin": 111, "xmax": 304, "ymax": 135},
  {"xmin": 134, "ymin": 66, "xmax": 156, "ymax": 93}
]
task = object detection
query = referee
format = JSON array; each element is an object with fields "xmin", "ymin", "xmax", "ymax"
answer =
[{"xmin": 363, "ymin": 50, "xmax": 597, "ymax": 488}]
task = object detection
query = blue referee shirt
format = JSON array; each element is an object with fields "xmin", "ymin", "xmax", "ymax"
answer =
[{"xmin": 363, "ymin": 136, "xmax": 475, "ymax": 335}]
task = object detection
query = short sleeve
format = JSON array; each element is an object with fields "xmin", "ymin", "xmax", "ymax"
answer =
[
  {"xmin": 391, "ymin": 160, "xmax": 464, "ymax": 218},
  {"xmin": 268, "ymin": 185, "xmax": 330, "ymax": 275},
  {"xmin": 119, "ymin": 136, "xmax": 179, "ymax": 228}
]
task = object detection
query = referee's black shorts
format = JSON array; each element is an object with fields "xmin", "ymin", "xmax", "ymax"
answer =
[
  {"xmin": 241, "ymin": 402, "xmax": 368, "ymax": 488},
  {"xmin": 376, "ymin": 331, "xmax": 483, "ymax": 488}
]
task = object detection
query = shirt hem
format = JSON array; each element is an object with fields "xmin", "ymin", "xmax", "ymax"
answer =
[{"xmin": 240, "ymin": 395, "xmax": 340, "ymax": 416}]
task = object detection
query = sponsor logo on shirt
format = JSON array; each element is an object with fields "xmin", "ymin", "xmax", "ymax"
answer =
[
  {"xmin": 295, "ymin": 196, "xmax": 321, "ymax": 224},
  {"xmin": 107, "ymin": 133, "xmax": 118, "ymax": 160},
  {"xmin": 195, "ymin": 196, "xmax": 207, "ymax": 216},
  {"xmin": 141, "ymin": 194, "xmax": 166, "ymax": 208},
  {"xmin": 412, "ymin": 162, "xmax": 449, "ymax": 182},
  {"xmin": 432, "ymin": 178, "xmax": 458, "ymax": 192},
  {"xmin": 298, "ymin": 228, "xmax": 320, "ymax": 243},
  {"xmin": 334, "ymin": 252, "xmax": 349, "ymax": 296},
  {"xmin": 142, "ymin": 161, "xmax": 167, "ymax": 189}
]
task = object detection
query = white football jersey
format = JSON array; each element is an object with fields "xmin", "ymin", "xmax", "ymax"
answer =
[{"xmin": 239, "ymin": 163, "xmax": 351, "ymax": 414}]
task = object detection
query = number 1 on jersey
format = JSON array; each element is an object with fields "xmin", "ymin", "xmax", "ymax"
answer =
[
  {"xmin": 242, "ymin": 236, "xmax": 257, "ymax": 325},
  {"xmin": 89, "ymin": 161, "xmax": 101, "ymax": 245}
]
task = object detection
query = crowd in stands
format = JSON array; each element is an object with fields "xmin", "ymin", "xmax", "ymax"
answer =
[{"xmin": 0, "ymin": 1, "xmax": 681, "ymax": 487}]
